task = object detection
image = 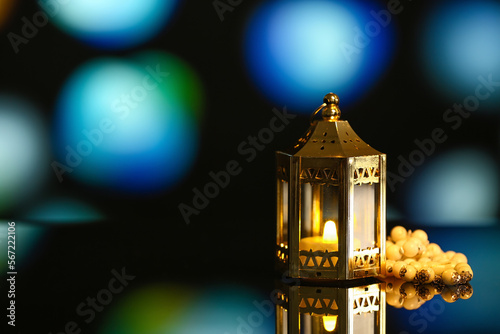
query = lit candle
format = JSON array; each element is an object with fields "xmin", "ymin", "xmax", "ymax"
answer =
[
  {"xmin": 299, "ymin": 220, "xmax": 361, "ymax": 252},
  {"xmin": 299, "ymin": 220, "xmax": 339, "ymax": 252},
  {"xmin": 323, "ymin": 315, "xmax": 338, "ymax": 332}
]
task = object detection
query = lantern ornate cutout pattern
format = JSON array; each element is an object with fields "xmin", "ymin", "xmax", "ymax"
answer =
[{"xmin": 276, "ymin": 93, "xmax": 386, "ymax": 280}]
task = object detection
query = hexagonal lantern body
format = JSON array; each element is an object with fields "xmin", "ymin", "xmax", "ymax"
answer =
[{"xmin": 276, "ymin": 94, "xmax": 386, "ymax": 281}]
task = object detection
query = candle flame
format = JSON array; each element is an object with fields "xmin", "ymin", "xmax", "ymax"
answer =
[
  {"xmin": 323, "ymin": 315, "xmax": 338, "ymax": 332},
  {"xmin": 323, "ymin": 220, "xmax": 338, "ymax": 243}
]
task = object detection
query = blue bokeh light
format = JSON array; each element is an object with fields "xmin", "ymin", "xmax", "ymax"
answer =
[
  {"xmin": 406, "ymin": 148, "xmax": 499, "ymax": 226},
  {"xmin": 53, "ymin": 53, "xmax": 203, "ymax": 193},
  {"xmin": 39, "ymin": 0, "xmax": 179, "ymax": 49},
  {"xmin": 244, "ymin": 0, "xmax": 395, "ymax": 111},
  {"xmin": 0, "ymin": 96, "xmax": 49, "ymax": 213},
  {"xmin": 420, "ymin": 0, "xmax": 500, "ymax": 111}
]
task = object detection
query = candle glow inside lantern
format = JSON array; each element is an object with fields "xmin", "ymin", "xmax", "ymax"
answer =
[{"xmin": 276, "ymin": 93, "xmax": 386, "ymax": 280}]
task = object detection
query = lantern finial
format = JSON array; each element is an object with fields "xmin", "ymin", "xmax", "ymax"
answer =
[{"xmin": 322, "ymin": 93, "xmax": 341, "ymax": 121}]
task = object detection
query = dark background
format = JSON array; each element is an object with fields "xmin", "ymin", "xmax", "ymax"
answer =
[{"xmin": 0, "ymin": 0, "xmax": 499, "ymax": 333}]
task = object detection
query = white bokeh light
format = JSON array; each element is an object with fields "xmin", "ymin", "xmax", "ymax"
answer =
[
  {"xmin": 0, "ymin": 96, "xmax": 49, "ymax": 213},
  {"xmin": 40, "ymin": 0, "xmax": 178, "ymax": 49},
  {"xmin": 407, "ymin": 148, "xmax": 499, "ymax": 226}
]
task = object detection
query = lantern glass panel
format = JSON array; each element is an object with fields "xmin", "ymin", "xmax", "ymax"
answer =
[
  {"xmin": 300, "ymin": 182, "xmax": 339, "ymax": 239},
  {"xmin": 353, "ymin": 183, "xmax": 377, "ymax": 249},
  {"xmin": 353, "ymin": 312, "xmax": 375, "ymax": 333},
  {"xmin": 299, "ymin": 314, "xmax": 339, "ymax": 333}
]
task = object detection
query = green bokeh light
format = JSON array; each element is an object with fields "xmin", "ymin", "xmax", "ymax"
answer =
[
  {"xmin": 133, "ymin": 50, "xmax": 205, "ymax": 122},
  {"xmin": 98, "ymin": 283, "xmax": 195, "ymax": 334}
]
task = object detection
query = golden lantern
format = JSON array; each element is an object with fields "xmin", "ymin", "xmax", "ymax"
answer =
[
  {"xmin": 276, "ymin": 93, "xmax": 386, "ymax": 280},
  {"xmin": 275, "ymin": 281, "xmax": 386, "ymax": 334}
]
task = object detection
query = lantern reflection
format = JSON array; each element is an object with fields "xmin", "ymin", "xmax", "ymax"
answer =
[{"xmin": 275, "ymin": 281, "xmax": 385, "ymax": 334}]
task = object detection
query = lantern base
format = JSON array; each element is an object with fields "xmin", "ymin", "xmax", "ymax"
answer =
[{"xmin": 277, "ymin": 246, "xmax": 382, "ymax": 281}]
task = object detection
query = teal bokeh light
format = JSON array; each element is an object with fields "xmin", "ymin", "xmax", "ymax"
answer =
[
  {"xmin": 53, "ymin": 52, "xmax": 203, "ymax": 194},
  {"xmin": 24, "ymin": 198, "xmax": 103, "ymax": 223},
  {"xmin": 406, "ymin": 148, "xmax": 499, "ymax": 226},
  {"xmin": 39, "ymin": 0, "xmax": 179, "ymax": 49},
  {"xmin": 244, "ymin": 0, "xmax": 395, "ymax": 111},
  {"xmin": 420, "ymin": 0, "xmax": 500, "ymax": 111}
]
